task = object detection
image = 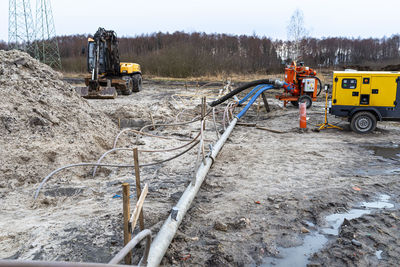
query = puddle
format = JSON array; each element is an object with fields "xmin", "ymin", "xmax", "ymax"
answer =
[
  {"xmin": 354, "ymin": 144, "xmax": 400, "ymax": 176},
  {"xmin": 361, "ymin": 194, "xmax": 394, "ymax": 209},
  {"xmin": 321, "ymin": 209, "xmax": 371, "ymax": 236},
  {"xmin": 262, "ymin": 233, "xmax": 328, "ymax": 267},
  {"xmin": 376, "ymin": 250, "xmax": 383, "ymax": 260},
  {"xmin": 261, "ymin": 194, "xmax": 394, "ymax": 266},
  {"xmin": 366, "ymin": 143, "xmax": 400, "ymax": 160}
]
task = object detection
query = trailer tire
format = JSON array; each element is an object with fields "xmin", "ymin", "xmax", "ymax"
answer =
[
  {"xmin": 298, "ymin": 95, "xmax": 312, "ymax": 108},
  {"xmin": 132, "ymin": 74, "xmax": 142, "ymax": 92},
  {"xmin": 291, "ymin": 101, "xmax": 299, "ymax": 107},
  {"xmin": 350, "ymin": 111, "xmax": 376, "ymax": 134}
]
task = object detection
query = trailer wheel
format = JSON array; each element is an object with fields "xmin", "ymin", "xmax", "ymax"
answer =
[
  {"xmin": 132, "ymin": 74, "xmax": 142, "ymax": 92},
  {"xmin": 350, "ymin": 111, "xmax": 377, "ymax": 134},
  {"xmin": 298, "ymin": 95, "xmax": 312, "ymax": 108},
  {"xmin": 291, "ymin": 101, "xmax": 299, "ymax": 107}
]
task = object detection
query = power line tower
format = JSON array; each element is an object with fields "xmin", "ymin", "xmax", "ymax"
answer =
[
  {"xmin": 8, "ymin": 0, "xmax": 36, "ymax": 55},
  {"xmin": 35, "ymin": 0, "xmax": 61, "ymax": 69}
]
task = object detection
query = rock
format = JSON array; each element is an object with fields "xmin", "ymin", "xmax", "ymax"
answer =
[
  {"xmin": 29, "ymin": 116, "xmax": 48, "ymax": 127},
  {"xmin": 301, "ymin": 227, "xmax": 310, "ymax": 233},
  {"xmin": 342, "ymin": 218, "xmax": 351, "ymax": 227},
  {"xmin": 341, "ymin": 230, "xmax": 354, "ymax": 239},
  {"xmin": 214, "ymin": 221, "xmax": 228, "ymax": 232},
  {"xmin": 351, "ymin": 239, "xmax": 362, "ymax": 247}
]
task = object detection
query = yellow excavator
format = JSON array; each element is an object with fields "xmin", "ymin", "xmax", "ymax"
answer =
[{"xmin": 76, "ymin": 27, "xmax": 142, "ymax": 99}]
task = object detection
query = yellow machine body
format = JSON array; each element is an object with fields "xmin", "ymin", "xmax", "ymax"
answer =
[
  {"xmin": 120, "ymin": 62, "xmax": 141, "ymax": 75},
  {"xmin": 332, "ymin": 71, "xmax": 399, "ymax": 108},
  {"xmin": 330, "ymin": 71, "xmax": 400, "ymax": 133}
]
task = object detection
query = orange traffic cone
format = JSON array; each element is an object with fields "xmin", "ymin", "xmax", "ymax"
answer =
[{"xmin": 300, "ymin": 102, "xmax": 307, "ymax": 129}]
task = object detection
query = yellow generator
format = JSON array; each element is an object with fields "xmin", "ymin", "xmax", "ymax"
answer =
[{"xmin": 330, "ymin": 71, "xmax": 400, "ymax": 133}]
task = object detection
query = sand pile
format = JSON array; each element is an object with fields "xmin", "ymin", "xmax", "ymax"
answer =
[{"xmin": 0, "ymin": 50, "xmax": 118, "ymax": 188}]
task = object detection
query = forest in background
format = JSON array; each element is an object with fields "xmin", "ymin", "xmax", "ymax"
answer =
[{"xmin": 1, "ymin": 32, "xmax": 400, "ymax": 77}]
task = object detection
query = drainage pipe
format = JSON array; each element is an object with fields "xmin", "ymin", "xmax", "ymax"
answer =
[
  {"xmin": 0, "ymin": 260, "xmax": 125, "ymax": 267},
  {"xmin": 146, "ymin": 117, "xmax": 238, "ymax": 267}
]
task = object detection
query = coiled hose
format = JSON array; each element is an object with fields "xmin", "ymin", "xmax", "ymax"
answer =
[{"xmin": 209, "ymin": 79, "xmax": 275, "ymax": 107}]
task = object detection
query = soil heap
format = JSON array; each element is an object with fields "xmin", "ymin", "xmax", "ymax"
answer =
[{"xmin": 0, "ymin": 50, "xmax": 118, "ymax": 188}]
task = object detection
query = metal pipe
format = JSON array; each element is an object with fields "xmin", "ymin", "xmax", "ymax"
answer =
[
  {"xmin": 0, "ymin": 260, "xmax": 126, "ymax": 267},
  {"xmin": 108, "ymin": 229, "xmax": 152, "ymax": 265},
  {"xmin": 146, "ymin": 117, "xmax": 238, "ymax": 267}
]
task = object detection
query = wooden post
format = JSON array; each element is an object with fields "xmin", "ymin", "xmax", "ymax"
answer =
[
  {"xmin": 130, "ymin": 184, "xmax": 149, "ymax": 232},
  {"xmin": 261, "ymin": 92, "xmax": 270, "ymax": 113},
  {"xmin": 201, "ymin": 97, "xmax": 206, "ymax": 129},
  {"xmin": 122, "ymin": 183, "xmax": 132, "ymax": 265},
  {"xmin": 133, "ymin": 148, "xmax": 145, "ymax": 231},
  {"xmin": 149, "ymin": 112, "xmax": 155, "ymax": 131}
]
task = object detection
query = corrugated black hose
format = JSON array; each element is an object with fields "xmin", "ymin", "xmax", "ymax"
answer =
[{"xmin": 209, "ymin": 79, "xmax": 275, "ymax": 107}]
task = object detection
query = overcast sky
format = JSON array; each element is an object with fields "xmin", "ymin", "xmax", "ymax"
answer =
[{"xmin": 1, "ymin": 0, "xmax": 400, "ymax": 41}]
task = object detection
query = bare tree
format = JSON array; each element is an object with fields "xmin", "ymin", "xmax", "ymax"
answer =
[{"xmin": 287, "ymin": 8, "xmax": 308, "ymax": 61}]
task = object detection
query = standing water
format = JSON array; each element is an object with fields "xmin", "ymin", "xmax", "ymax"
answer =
[{"xmin": 261, "ymin": 194, "xmax": 395, "ymax": 267}]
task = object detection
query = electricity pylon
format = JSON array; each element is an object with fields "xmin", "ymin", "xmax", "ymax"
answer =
[
  {"xmin": 35, "ymin": 0, "xmax": 62, "ymax": 69},
  {"xmin": 8, "ymin": 0, "xmax": 36, "ymax": 55}
]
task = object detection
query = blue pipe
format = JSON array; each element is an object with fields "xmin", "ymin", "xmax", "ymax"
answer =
[
  {"xmin": 238, "ymin": 84, "xmax": 264, "ymax": 105},
  {"xmin": 236, "ymin": 85, "xmax": 274, "ymax": 119}
]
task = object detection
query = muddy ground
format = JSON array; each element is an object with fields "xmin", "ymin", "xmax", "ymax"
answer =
[{"xmin": 1, "ymin": 76, "xmax": 400, "ymax": 266}]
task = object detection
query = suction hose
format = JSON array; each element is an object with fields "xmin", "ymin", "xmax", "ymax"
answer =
[{"xmin": 209, "ymin": 79, "xmax": 276, "ymax": 107}]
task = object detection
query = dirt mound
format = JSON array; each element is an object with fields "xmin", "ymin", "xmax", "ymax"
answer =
[{"xmin": 0, "ymin": 50, "xmax": 118, "ymax": 188}]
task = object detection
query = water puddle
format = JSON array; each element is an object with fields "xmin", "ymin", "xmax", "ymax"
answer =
[
  {"xmin": 354, "ymin": 144, "xmax": 400, "ymax": 176},
  {"xmin": 366, "ymin": 143, "xmax": 400, "ymax": 160},
  {"xmin": 376, "ymin": 250, "xmax": 383, "ymax": 260},
  {"xmin": 261, "ymin": 194, "xmax": 394, "ymax": 266},
  {"xmin": 262, "ymin": 233, "xmax": 328, "ymax": 267},
  {"xmin": 361, "ymin": 194, "xmax": 394, "ymax": 209},
  {"xmin": 321, "ymin": 209, "xmax": 371, "ymax": 236}
]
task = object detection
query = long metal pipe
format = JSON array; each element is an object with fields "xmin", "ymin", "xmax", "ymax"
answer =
[
  {"xmin": 146, "ymin": 118, "xmax": 238, "ymax": 267},
  {"xmin": 0, "ymin": 260, "xmax": 126, "ymax": 267}
]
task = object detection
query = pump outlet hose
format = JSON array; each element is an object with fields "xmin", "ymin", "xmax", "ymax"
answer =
[{"xmin": 209, "ymin": 79, "xmax": 275, "ymax": 107}]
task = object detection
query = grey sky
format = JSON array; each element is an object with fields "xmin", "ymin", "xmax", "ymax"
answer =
[{"xmin": 1, "ymin": 0, "xmax": 399, "ymax": 41}]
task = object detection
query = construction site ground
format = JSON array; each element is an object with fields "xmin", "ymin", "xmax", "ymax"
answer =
[{"xmin": 1, "ymin": 52, "xmax": 400, "ymax": 266}]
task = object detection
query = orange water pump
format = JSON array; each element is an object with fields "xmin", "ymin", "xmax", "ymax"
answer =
[{"xmin": 275, "ymin": 61, "xmax": 321, "ymax": 108}]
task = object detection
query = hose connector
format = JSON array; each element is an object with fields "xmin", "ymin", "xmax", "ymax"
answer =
[{"xmin": 273, "ymin": 79, "xmax": 284, "ymax": 89}]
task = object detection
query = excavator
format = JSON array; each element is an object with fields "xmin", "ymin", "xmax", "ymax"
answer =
[{"xmin": 76, "ymin": 27, "xmax": 142, "ymax": 99}]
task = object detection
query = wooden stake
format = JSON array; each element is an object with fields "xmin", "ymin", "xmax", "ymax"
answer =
[
  {"xmin": 130, "ymin": 183, "xmax": 149, "ymax": 232},
  {"xmin": 261, "ymin": 92, "xmax": 270, "ymax": 113},
  {"xmin": 201, "ymin": 97, "xmax": 206, "ymax": 130},
  {"xmin": 122, "ymin": 183, "xmax": 132, "ymax": 265},
  {"xmin": 149, "ymin": 112, "xmax": 155, "ymax": 130},
  {"xmin": 133, "ymin": 148, "xmax": 145, "ymax": 231}
]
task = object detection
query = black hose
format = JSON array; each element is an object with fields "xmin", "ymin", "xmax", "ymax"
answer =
[
  {"xmin": 315, "ymin": 76, "xmax": 323, "ymax": 96},
  {"xmin": 209, "ymin": 79, "xmax": 274, "ymax": 107},
  {"xmin": 302, "ymin": 76, "xmax": 323, "ymax": 96}
]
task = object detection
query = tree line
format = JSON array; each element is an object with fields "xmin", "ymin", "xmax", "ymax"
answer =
[{"xmin": 3, "ymin": 32, "xmax": 400, "ymax": 76}]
